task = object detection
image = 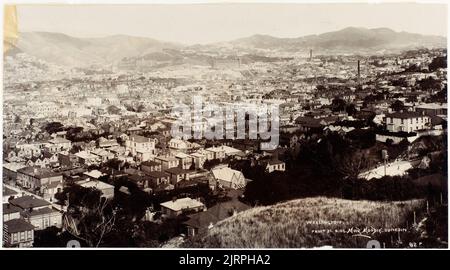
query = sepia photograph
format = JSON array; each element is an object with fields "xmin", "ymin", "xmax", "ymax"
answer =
[{"xmin": 1, "ymin": 0, "xmax": 448, "ymax": 251}]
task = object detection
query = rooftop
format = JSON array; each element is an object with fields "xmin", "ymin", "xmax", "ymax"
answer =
[
  {"xmin": 416, "ymin": 103, "xmax": 447, "ymax": 110},
  {"xmin": 17, "ymin": 166, "xmax": 62, "ymax": 179},
  {"xmin": 160, "ymin": 197, "xmax": 205, "ymax": 212},
  {"xmin": 48, "ymin": 137, "xmax": 71, "ymax": 144},
  {"xmin": 3, "ymin": 203, "xmax": 22, "ymax": 214},
  {"xmin": 211, "ymin": 166, "xmax": 244, "ymax": 183},
  {"xmin": 21, "ymin": 206, "xmax": 59, "ymax": 218},
  {"xmin": 386, "ymin": 111, "xmax": 426, "ymax": 119},
  {"xmin": 3, "ymin": 186, "xmax": 18, "ymax": 197},
  {"xmin": 184, "ymin": 199, "xmax": 250, "ymax": 229},
  {"xmin": 4, "ymin": 218, "xmax": 35, "ymax": 233},
  {"xmin": 10, "ymin": 195, "xmax": 51, "ymax": 209},
  {"xmin": 145, "ymin": 171, "xmax": 168, "ymax": 178},
  {"xmin": 84, "ymin": 169, "xmax": 105, "ymax": 179},
  {"xmin": 267, "ymin": 159, "xmax": 285, "ymax": 165},
  {"xmin": 141, "ymin": 160, "xmax": 161, "ymax": 167},
  {"xmin": 79, "ymin": 180, "xmax": 114, "ymax": 190},
  {"xmin": 3, "ymin": 162, "xmax": 27, "ymax": 172},
  {"xmin": 165, "ymin": 167, "xmax": 189, "ymax": 175},
  {"xmin": 130, "ymin": 135, "xmax": 152, "ymax": 143},
  {"xmin": 156, "ymin": 156, "xmax": 178, "ymax": 162}
]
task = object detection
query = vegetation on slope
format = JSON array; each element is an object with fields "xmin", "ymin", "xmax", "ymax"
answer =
[{"xmin": 186, "ymin": 197, "xmax": 435, "ymax": 248}]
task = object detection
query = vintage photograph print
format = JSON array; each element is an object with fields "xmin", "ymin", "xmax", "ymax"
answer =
[{"xmin": 2, "ymin": 2, "xmax": 448, "ymax": 249}]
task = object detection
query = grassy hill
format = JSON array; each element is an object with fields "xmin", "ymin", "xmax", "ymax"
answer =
[{"xmin": 185, "ymin": 197, "xmax": 425, "ymax": 248}]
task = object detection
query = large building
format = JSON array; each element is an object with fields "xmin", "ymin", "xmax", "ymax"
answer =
[
  {"xmin": 125, "ymin": 135, "xmax": 156, "ymax": 156},
  {"xmin": 385, "ymin": 111, "xmax": 431, "ymax": 133},
  {"xmin": 160, "ymin": 197, "xmax": 205, "ymax": 218},
  {"xmin": 16, "ymin": 167, "xmax": 63, "ymax": 193},
  {"xmin": 415, "ymin": 103, "xmax": 447, "ymax": 117},
  {"xmin": 211, "ymin": 166, "xmax": 247, "ymax": 189},
  {"xmin": 4, "ymin": 218, "xmax": 35, "ymax": 247}
]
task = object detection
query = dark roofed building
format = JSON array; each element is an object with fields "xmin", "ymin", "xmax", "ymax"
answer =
[
  {"xmin": 4, "ymin": 219, "xmax": 35, "ymax": 247},
  {"xmin": 385, "ymin": 111, "xmax": 431, "ymax": 133},
  {"xmin": 295, "ymin": 116, "xmax": 326, "ymax": 133},
  {"xmin": 16, "ymin": 166, "xmax": 63, "ymax": 192},
  {"xmin": 3, "ymin": 203, "xmax": 22, "ymax": 221},
  {"xmin": 183, "ymin": 199, "xmax": 251, "ymax": 237},
  {"xmin": 10, "ymin": 195, "xmax": 51, "ymax": 210},
  {"xmin": 20, "ymin": 206, "xmax": 63, "ymax": 230},
  {"xmin": 165, "ymin": 167, "xmax": 190, "ymax": 186},
  {"xmin": 141, "ymin": 160, "xmax": 162, "ymax": 173},
  {"xmin": 386, "ymin": 111, "xmax": 424, "ymax": 119},
  {"xmin": 3, "ymin": 186, "xmax": 18, "ymax": 201},
  {"xmin": 129, "ymin": 174, "xmax": 149, "ymax": 188},
  {"xmin": 146, "ymin": 171, "xmax": 170, "ymax": 188}
]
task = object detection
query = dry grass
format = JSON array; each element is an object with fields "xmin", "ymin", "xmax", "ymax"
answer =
[{"xmin": 191, "ymin": 197, "xmax": 424, "ymax": 248}]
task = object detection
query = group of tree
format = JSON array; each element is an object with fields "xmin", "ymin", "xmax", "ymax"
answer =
[
  {"xmin": 330, "ymin": 97, "xmax": 357, "ymax": 116},
  {"xmin": 390, "ymin": 99, "xmax": 405, "ymax": 112},
  {"xmin": 55, "ymin": 185, "xmax": 117, "ymax": 247},
  {"xmin": 418, "ymin": 77, "xmax": 442, "ymax": 91},
  {"xmin": 428, "ymin": 56, "xmax": 447, "ymax": 72},
  {"xmin": 242, "ymin": 131, "xmax": 444, "ymax": 206},
  {"xmin": 43, "ymin": 122, "xmax": 64, "ymax": 134}
]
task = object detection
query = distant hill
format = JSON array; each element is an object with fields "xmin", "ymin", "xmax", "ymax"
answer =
[
  {"xmin": 7, "ymin": 27, "xmax": 446, "ymax": 68},
  {"xmin": 11, "ymin": 32, "xmax": 182, "ymax": 67},
  {"xmin": 185, "ymin": 197, "xmax": 424, "ymax": 248},
  {"xmin": 226, "ymin": 27, "xmax": 446, "ymax": 53}
]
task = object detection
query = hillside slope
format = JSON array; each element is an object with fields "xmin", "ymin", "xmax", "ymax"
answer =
[
  {"xmin": 10, "ymin": 27, "xmax": 446, "ymax": 68},
  {"xmin": 13, "ymin": 32, "xmax": 181, "ymax": 67},
  {"xmin": 227, "ymin": 27, "xmax": 446, "ymax": 52},
  {"xmin": 187, "ymin": 197, "xmax": 424, "ymax": 248}
]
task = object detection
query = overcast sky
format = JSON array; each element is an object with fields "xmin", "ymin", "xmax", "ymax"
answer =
[{"xmin": 17, "ymin": 3, "xmax": 448, "ymax": 44}]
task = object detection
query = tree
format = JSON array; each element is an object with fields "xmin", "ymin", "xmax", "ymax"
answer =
[
  {"xmin": 203, "ymin": 159, "xmax": 221, "ymax": 170},
  {"xmin": 59, "ymin": 185, "xmax": 117, "ymax": 247},
  {"xmin": 429, "ymin": 56, "xmax": 447, "ymax": 71},
  {"xmin": 419, "ymin": 77, "xmax": 442, "ymax": 91},
  {"xmin": 14, "ymin": 115, "xmax": 21, "ymax": 123},
  {"xmin": 70, "ymin": 144, "xmax": 82, "ymax": 154},
  {"xmin": 33, "ymin": 227, "xmax": 64, "ymax": 247},
  {"xmin": 336, "ymin": 152, "xmax": 370, "ymax": 180},
  {"xmin": 391, "ymin": 100, "xmax": 405, "ymax": 112},
  {"xmin": 44, "ymin": 122, "xmax": 64, "ymax": 134},
  {"xmin": 107, "ymin": 105, "xmax": 121, "ymax": 115},
  {"xmin": 331, "ymin": 97, "xmax": 347, "ymax": 112},
  {"xmin": 345, "ymin": 104, "xmax": 357, "ymax": 116}
]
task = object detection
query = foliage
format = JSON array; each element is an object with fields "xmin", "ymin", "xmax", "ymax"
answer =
[
  {"xmin": 331, "ymin": 97, "xmax": 347, "ymax": 112},
  {"xmin": 187, "ymin": 197, "xmax": 425, "ymax": 248},
  {"xmin": 429, "ymin": 56, "xmax": 447, "ymax": 71},
  {"xmin": 44, "ymin": 121, "xmax": 64, "ymax": 134},
  {"xmin": 390, "ymin": 100, "xmax": 405, "ymax": 112}
]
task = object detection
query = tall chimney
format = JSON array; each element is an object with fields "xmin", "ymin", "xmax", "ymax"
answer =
[
  {"xmin": 309, "ymin": 49, "xmax": 313, "ymax": 61},
  {"xmin": 357, "ymin": 60, "xmax": 361, "ymax": 79}
]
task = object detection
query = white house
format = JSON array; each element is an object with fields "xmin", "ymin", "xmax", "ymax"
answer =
[
  {"xmin": 385, "ymin": 111, "xmax": 431, "ymax": 133},
  {"xmin": 4, "ymin": 219, "xmax": 35, "ymax": 247},
  {"xmin": 21, "ymin": 207, "xmax": 62, "ymax": 230},
  {"xmin": 155, "ymin": 156, "xmax": 179, "ymax": 170},
  {"xmin": 205, "ymin": 147, "xmax": 226, "ymax": 160},
  {"xmin": 125, "ymin": 135, "xmax": 156, "ymax": 157},
  {"xmin": 265, "ymin": 160, "xmax": 286, "ymax": 173},
  {"xmin": 211, "ymin": 165, "xmax": 247, "ymax": 189},
  {"xmin": 160, "ymin": 197, "xmax": 205, "ymax": 218},
  {"xmin": 79, "ymin": 180, "xmax": 114, "ymax": 199}
]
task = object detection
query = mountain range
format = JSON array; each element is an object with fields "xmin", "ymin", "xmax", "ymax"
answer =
[
  {"xmin": 227, "ymin": 27, "xmax": 446, "ymax": 51},
  {"xmin": 7, "ymin": 27, "xmax": 446, "ymax": 68}
]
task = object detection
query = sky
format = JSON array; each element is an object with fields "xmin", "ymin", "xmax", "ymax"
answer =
[{"xmin": 16, "ymin": 3, "xmax": 448, "ymax": 44}]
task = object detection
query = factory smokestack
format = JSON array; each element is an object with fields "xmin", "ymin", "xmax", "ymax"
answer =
[
  {"xmin": 357, "ymin": 60, "xmax": 360, "ymax": 79},
  {"xmin": 309, "ymin": 49, "xmax": 313, "ymax": 61}
]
